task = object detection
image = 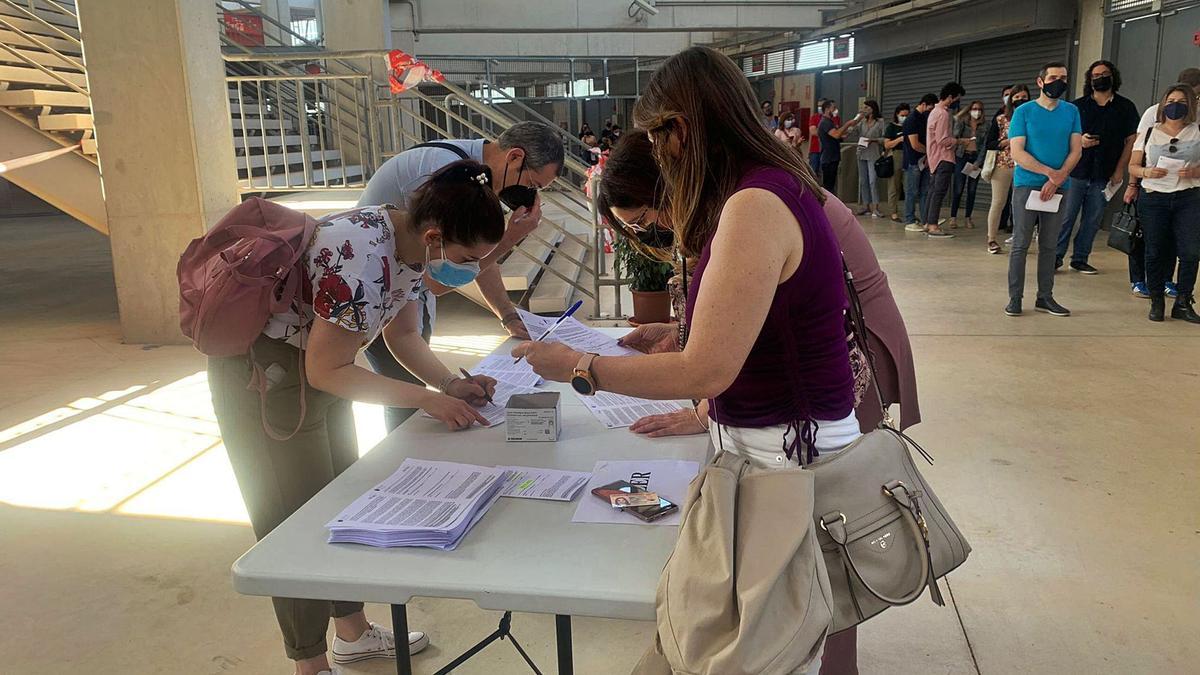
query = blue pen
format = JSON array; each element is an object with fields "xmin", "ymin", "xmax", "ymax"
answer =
[{"xmin": 514, "ymin": 300, "xmax": 584, "ymax": 363}]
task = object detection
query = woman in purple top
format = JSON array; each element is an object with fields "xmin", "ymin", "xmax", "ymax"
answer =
[{"xmin": 514, "ymin": 46, "xmax": 862, "ymax": 674}]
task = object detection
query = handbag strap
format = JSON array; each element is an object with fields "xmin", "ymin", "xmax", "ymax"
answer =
[
  {"xmin": 841, "ymin": 260, "xmax": 890, "ymax": 427},
  {"xmin": 819, "ymin": 480, "xmax": 945, "ymax": 607}
]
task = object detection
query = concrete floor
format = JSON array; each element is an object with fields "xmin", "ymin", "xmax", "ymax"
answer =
[{"xmin": 1, "ymin": 213, "xmax": 1197, "ymax": 675}]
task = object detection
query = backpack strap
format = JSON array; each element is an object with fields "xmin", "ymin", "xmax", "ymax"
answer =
[{"xmin": 410, "ymin": 141, "xmax": 471, "ymax": 160}]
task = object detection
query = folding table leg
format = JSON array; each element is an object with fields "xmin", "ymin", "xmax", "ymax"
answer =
[
  {"xmin": 555, "ymin": 615, "xmax": 574, "ymax": 675},
  {"xmin": 392, "ymin": 604, "xmax": 412, "ymax": 675}
]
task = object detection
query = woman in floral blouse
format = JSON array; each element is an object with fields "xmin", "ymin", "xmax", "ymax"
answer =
[
  {"xmin": 208, "ymin": 160, "xmax": 505, "ymax": 675},
  {"xmin": 984, "ymin": 84, "xmax": 1030, "ymax": 255}
]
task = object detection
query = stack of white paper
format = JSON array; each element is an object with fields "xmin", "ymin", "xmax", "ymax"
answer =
[
  {"xmin": 326, "ymin": 459, "xmax": 507, "ymax": 550},
  {"xmin": 473, "ymin": 353, "xmax": 544, "ymax": 388},
  {"xmin": 576, "ymin": 390, "xmax": 685, "ymax": 429},
  {"xmin": 499, "ymin": 466, "xmax": 592, "ymax": 501}
]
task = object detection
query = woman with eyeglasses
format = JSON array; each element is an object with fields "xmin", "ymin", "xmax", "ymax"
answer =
[
  {"xmin": 983, "ymin": 85, "xmax": 1030, "ymax": 254},
  {"xmin": 514, "ymin": 46, "xmax": 897, "ymax": 674},
  {"xmin": 595, "ymin": 128, "xmax": 921, "ymax": 446},
  {"xmin": 1128, "ymin": 84, "xmax": 1200, "ymax": 323},
  {"xmin": 949, "ymin": 100, "xmax": 987, "ymax": 229}
]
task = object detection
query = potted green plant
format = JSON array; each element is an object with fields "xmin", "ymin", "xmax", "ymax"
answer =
[{"xmin": 613, "ymin": 236, "xmax": 673, "ymax": 324}]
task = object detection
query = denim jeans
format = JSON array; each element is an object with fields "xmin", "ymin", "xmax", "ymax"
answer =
[
  {"xmin": 950, "ymin": 153, "xmax": 980, "ymax": 218},
  {"xmin": 924, "ymin": 160, "xmax": 955, "ymax": 225},
  {"xmin": 1056, "ymin": 178, "xmax": 1108, "ymax": 265},
  {"xmin": 903, "ymin": 165, "xmax": 928, "ymax": 224},
  {"xmin": 809, "ymin": 151, "xmax": 823, "ymax": 178},
  {"xmin": 857, "ymin": 158, "xmax": 879, "ymax": 205},
  {"xmin": 1009, "ymin": 185, "xmax": 1066, "ymax": 301},
  {"xmin": 1140, "ymin": 187, "xmax": 1200, "ymax": 296}
]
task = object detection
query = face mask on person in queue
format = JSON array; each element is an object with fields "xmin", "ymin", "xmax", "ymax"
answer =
[
  {"xmin": 970, "ymin": 109, "xmax": 982, "ymax": 120},
  {"xmin": 1042, "ymin": 78, "xmax": 1069, "ymax": 100},
  {"xmin": 1012, "ymin": 97, "xmax": 1029, "ymax": 110},
  {"xmin": 1163, "ymin": 101, "xmax": 1189, "ymax": 121},
  {"xmin": 898, "ymin": 114, "xmax": 908, "ymax": 124},
  {"xmin": 1091, "ymin": 75, "xmax": 1114, "ymax": 93},
  {"xmin": 1003, "ymin": 94, "xmax": 1011, "ymax": 106},
  {"xmin": 498, "ymin": 154, "xmax": 538, "ymax": 210},
  {"xmin": 784, "ymin": 119, "xmax": 794, "ymax": 129},
  {"xmin": 425, "ymin": 239, "xmax": 480, "ymax": 288}
]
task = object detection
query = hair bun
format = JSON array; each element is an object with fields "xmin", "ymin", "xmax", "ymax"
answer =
[{"xmin": 437, "ymin": 161, "xmax": 492, "ymax": 188}]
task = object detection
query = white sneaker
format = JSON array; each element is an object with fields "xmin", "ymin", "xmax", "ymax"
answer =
[
  {"xmin": 332, "ymin": 623, "xmax": 430, "ymax": 664},
  {"xmin": 1004, "ymin": 235, "xmax": 1014, "ymax": 244},
  {"xmin": 904, "ymin": 222, "xmax": 925, "ymax": 232}
]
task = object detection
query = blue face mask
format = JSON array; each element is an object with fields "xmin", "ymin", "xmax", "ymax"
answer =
[{"xmin": 426, "ymin": 241, "xmax": 480, "ymax": 288}]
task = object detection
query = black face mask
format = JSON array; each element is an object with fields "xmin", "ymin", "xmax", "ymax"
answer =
[
  {"xmin": 1042, "ymin": 79, "xmax": 1069, "ymax": 100},
  {"xmin": 1012, "ymin": 98, "xmax": 1029, "ymax": 110},
  {"xmin": 1091, "ymin": 75, "xmax": 1113, "ymax": 93},
  {"xmin": 498, "ymin": 160, "xmax": 538, "ymax": 210},
  {"xmin": 635, "ymin": 225, "xmax": 674, "ymax": 249},
  {"xmin": 949, "ymin": 99, "xmax": 961, "ymax": 111},
  {"xmin": 1163, "ymin": 102, "xmax": 1189, "ymax": 121}
]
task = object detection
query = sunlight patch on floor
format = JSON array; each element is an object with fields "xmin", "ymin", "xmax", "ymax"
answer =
[{"xmin": 430, "ymin": 334, "xmax": 508, "ymax": 358}]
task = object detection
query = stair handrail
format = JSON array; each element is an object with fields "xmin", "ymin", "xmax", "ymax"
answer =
[
  {"xmin": 0, "ymin": 28, "xmax": 87, "ymax": 95},
  {"xmin": 472, "ymin": 77, "xmax": 593, "ymax": 156},
  {"xmin": 22, "ymin": 0, "xmax": 76, "ymax": 21},
  {"xmin": 1, "ymin": 0, "xmax": 79, "ymax": 46}
]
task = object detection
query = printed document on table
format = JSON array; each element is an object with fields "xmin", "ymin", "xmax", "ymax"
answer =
[
  {"xmin": 1024, "ymin": 191, "xmax": 1062, "ymax": 213},
  {"xmin": 517, "ymin": 309, "xmax": 639, "ymax": 357},
  {"xmin": 423, "ymin": 379, "xmax": 541, "ymax": 427},
  {"xmin": 499, "ymin": 466, "xmax": 592, "ymax": 501},
  {"xmin": 326, "ymin": 459, "xmax": 506, "ymax": 532},
  {"xmin": 572, "ymin": 459, "xmax": 701, "ymax": 526},
  {"xmin": 473, "ymin": 352, "xmax": 544, "ymax": 388},
  {"xmin": 575, "ymin": 390, "xmax": 685, "ymax": 429}
]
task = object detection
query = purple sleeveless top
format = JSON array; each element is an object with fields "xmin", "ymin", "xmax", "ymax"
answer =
[{"xmin": 685, "ymin": 165, "xmax": 855, "ymax": 438}]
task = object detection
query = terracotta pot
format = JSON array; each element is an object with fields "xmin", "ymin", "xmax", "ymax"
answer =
[{"xmin": 630, "ymin": 290, "xmax": 672, "ymax": 325}]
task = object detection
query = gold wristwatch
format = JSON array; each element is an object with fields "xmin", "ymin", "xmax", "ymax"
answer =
[{"xmin": 571, "ymin": 353, "xmax": 599, "ymax": 396}]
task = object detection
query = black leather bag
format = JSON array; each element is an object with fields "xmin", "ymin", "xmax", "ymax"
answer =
[
  {"xmin": 1107, "ymin": 203, "xmax": 1141, "ymax": 255},
  {"xmin": 873, "ymin": 154, "xmax": 895, "ymax": 179}
]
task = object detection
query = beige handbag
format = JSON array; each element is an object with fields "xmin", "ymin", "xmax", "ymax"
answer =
[
  {"xmin": 980, "ymin": 149, "xmax": 998, "ymax": 181},
  {"xmin": 632, "ymin": 449, "xmax": 833, "ymax": 675},
  {"xmin": 813, "ymin": 263, "xmax": 972, "ymax": 633}
]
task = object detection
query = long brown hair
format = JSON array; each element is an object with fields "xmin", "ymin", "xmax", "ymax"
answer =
[
  {"xmin": 633, "ymin": 46, "xmax": 824, "ymax": 256},
  {"xmin": 1005, "ymin": 85, "xmax": 1030, "ymax": 119},
  {"xmin": 595, "ymin": 129, "xmax": 673, "ymax": 263}
]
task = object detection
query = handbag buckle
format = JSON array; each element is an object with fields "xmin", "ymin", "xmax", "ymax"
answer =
[{"xmin": 819, "ymin": 513, "xmax": 847, "ymax": 532}]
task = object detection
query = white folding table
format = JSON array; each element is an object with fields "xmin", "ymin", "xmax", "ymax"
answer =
[{"xmin": 231, "ymin": 336, "xmax": 707, "ymax": 675}]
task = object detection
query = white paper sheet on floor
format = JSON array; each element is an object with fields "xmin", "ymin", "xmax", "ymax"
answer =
[
  {"xmin": 326, "ymin": 459, "xmax": 507, "ymax": 549},
  {"xmin": 499, "ymin": 466, "xmax": 592, "ymax": 501},
  {"xmin": 572, "ymin": 459, "xmax": 701, "ymax": 526}
]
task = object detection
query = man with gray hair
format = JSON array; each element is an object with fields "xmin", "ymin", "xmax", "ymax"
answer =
[{"xmin": 357, "ymin": 121, "xmax": 564, "ymax": 432}]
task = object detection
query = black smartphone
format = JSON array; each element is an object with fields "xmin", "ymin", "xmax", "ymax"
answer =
[{"xmin": 591, "ymin": 480, "xmax": 679, "ymax": 523}]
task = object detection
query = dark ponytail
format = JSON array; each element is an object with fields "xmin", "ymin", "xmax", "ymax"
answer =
[{"xmin": 410, "ymin": 160, "xmax": 505, "ymax": 245}]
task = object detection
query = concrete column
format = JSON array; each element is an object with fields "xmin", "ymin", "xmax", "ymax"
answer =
[
  {"xmin": 78, "ymin": 0, "xmax": 239, "ymax": 344},
  {"xmin": 320, "ymin": 0, "xmax": 392, "ymax": 168},
  {"xmin": 1075, "ymin": 0, "xmax": 1106, "ymax": 98},
  {"xmin": 259, "ymin": 0, "xmax": 293, "ymax": 46}
]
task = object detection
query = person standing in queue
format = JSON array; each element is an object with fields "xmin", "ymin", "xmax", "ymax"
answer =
[
  {"xmin": 515, "ymin": 46, "xmax": 864, "ymax": 675},
  {"xmin": 1005, "ymin": 62, "xmax": 1083, "ymax": 318},
  {"xmin": 984, "ymin": 85, "xmax": 1030, "ymax": 255},
  {"xmin": 817, "ymin": 99, "xmax": 863, "ymax": 192},
  {"xmin": 921, "ymin": 82, "xmax": 967, "ymax": 238},
  {"xmin": 209, "ymin": 161, "xmax": 504, "ymax": 675},
  {"xmin": 852, "ymin": 99, "xmax": 887, "ymax": 217},
  {"xmin": 357, "ymin": 122, "xmax": 564, "ymax": 431},
  {"xmin": 1054, "ymin": 60, "xmax": 1139, "ymax": 275},
  {"xmin": 902, "ymin": 94, "xmax": 938, "ymax": 231},
  {"xmin": 948, "ymin": 100, "xmax": 988, "ymax": 230},
  {"xmin": 883, "ymin": 104, "xmax": 910, "ymax": 223},
  {"xmin": 1128, "ymin": 84, "xmax": 1200, "ymax": 324}
]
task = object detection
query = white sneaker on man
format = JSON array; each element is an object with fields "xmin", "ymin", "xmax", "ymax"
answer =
[{"xmin": 331, "ymin": 623, "xmax": 430, "ymax": 664}]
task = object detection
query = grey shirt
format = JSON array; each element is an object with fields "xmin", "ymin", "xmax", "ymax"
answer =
[{"xmin": 854, "ymin": 118, "xmax": 887, "ymax": 162}]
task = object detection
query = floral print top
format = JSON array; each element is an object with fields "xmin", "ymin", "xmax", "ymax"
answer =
[
  {"xmin": 263, "ymin": 206, "xmax": 425, "ymax": 349},
  {"xmin": 996, "ymin": 115, "xmax": 1015, "ymax": 169}
]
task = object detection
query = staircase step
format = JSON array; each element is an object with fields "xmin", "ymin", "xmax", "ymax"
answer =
[
  {"xmin": 242, "ymin": 165, "xmax": 366, "ymax": 190},
  {"xmin": 234, "ymin": 134, "xmax": 308, "ymax": 151},
  {"xmin": 37, "ymin": 112, "xmax": 90, "ymax": 130},
  {"xmin": 228, "ymin": 104, "xmax": 269, "ymax": 117},
  {"xmin": 235, "ymin": 149, "xmax": 341, "ymax": 171},
  {"xmin": 232, "ymin": 118, "xmax": 297, "ymax": 134},
  {"xmin": 0, "ymin": 26, "xmax": 81, "ymax": 55},
  {"xmin": 528, "ymin": 236, "xmax": 590, "ymax": 314},
  {"xmin": 0, "ymin": 12, "xmax": 80, "ymax": 42},
  {"xmin": 0, "ymin": 4, "xmax": 81, "ymax": 33},
  {"xmin": 498, "ymin": 222, "xmax": 565, "ymax": 292},
  {"xmin": 0, "ymin": 88, "xmax": 89, "ymax": 108},
  {"xmin": 0, "ymin": 63, "xmax": 86, "ymax": 88},
  {"xmin": 0, "ymin": 44, "xmax": 84, "ymax": 71}
]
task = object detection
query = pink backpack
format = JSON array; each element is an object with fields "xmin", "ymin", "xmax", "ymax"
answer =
[{"xmin": 178, "ymin": 197, "xmax": 318, "ymax": 439}]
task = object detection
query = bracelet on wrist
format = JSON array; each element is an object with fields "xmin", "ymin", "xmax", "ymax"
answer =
[
  {"xmin": 438, "ymin": 374, "xmax": 460, "ymax": 393},
  {"xmin": 693, "ymin": 404, "xmax": 710, "ymax": 431}
]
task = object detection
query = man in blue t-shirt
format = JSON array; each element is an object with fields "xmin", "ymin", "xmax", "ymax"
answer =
[
  {"xmin": 1005, "ymin": 62, "xmax": 1082, "ymax": 318},
  {"xmin": 901, "ymin": 94, "xmax": 938, "ymax": 229}
]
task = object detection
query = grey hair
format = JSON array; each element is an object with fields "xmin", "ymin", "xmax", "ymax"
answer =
[{"xmin": 496, "ymin": 121, "xmax": 565, "ymax": 172}]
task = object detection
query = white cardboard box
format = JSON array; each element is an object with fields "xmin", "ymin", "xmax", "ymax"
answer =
[{"xmin": 506, "ymin": 391, "xmax": 561, "ymax": 442}]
